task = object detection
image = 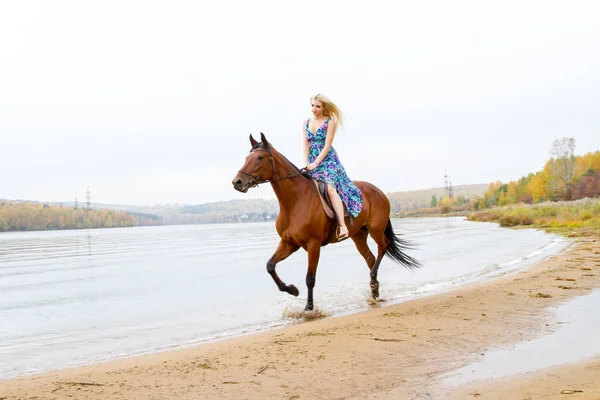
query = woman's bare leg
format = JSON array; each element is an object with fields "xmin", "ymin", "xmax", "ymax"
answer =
[{"xmin": 327, "ymin": 184, "xmax": 348, "ymax": 237}]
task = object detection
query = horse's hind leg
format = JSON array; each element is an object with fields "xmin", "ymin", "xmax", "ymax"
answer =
[
  {"xmin": 367, "ymin": 226, "xmax": 390, "ymax": 299},
  {"xmin": 267, "ymin": 240, "xmax": 300, "ymax": 297},
  {"xmin": 351, "ymin": 227, "xmax": 379, "ymax": 299}
]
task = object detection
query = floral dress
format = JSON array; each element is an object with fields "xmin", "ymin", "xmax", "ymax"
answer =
[{"xmin": 306, "ymin": 118, "xmax": 363, "ymax": 217}]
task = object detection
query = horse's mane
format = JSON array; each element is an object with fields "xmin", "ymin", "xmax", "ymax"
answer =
[{"xmin": 251, "ymin": 142, "xmax": 307, "ymax": 177}]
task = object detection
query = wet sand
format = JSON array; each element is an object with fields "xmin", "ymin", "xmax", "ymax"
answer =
[
  {"xmin": 1, "ymin": 236, "xmax": 599, "ymax": 399},
  {"xmin": 443, "ymin": 357, "xmax": 600, "ymax": 400}
]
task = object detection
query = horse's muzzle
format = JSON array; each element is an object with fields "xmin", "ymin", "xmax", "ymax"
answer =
[{"xmin": 232, "ymin": 177, "xmax": 249, "ymax": 193}]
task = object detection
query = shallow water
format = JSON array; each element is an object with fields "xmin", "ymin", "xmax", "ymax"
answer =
[
  {"xmin": 440, "ymin": 289, "xmax": 600, "ymax": 387},
  {"xmin": 0, "ymin": 217, "xmax": 567, "ymax": 379}
]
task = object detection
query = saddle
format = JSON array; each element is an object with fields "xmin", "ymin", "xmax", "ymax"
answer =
[{"xmin": 305, "ymin": 175, "xmax": 354, "ymax": 246}]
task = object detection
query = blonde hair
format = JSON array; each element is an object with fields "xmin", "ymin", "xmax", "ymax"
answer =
[{"xmin": 311, "ymin": 93, "xmax": 344, "ymax": 130}]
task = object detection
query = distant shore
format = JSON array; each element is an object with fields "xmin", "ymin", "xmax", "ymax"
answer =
[
  {"xmin": 1, "ymin": 230, "xmax": 599, "ymax": 399},
  {"xmin": 393, "ymin": 210, "xmax": 472, "ymax": 218}
]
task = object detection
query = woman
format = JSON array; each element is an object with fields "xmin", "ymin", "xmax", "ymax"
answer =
[{"xmin": 302, "ymin": 93, "xmax": 363, "ymax": 239}]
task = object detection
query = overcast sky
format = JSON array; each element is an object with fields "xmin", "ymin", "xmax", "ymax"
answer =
[{"xmin": 1, "ymin": 1, "xmax": 599, "ymax": 206}]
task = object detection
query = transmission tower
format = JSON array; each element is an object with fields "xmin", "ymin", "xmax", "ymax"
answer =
[
  {"xmin": 444, "ymin": 170, "xmax": 454, "ymax": 199},
  {"xmin": 74, "ymin": 197, "xmax": 79, "ymax": 210},
  {"xmin": 444, "ymin": 170, "xmax": 449, "ymax": 199},
  {"xmin": 86, "ymin": 186, "xmax": 92, "ymax": 211}
]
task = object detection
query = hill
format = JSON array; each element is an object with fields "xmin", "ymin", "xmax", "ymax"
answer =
[
  {"xmin": 386, "ymin": 184, "xmax": 489, "ymax": 213},
  {"xmin": 0, "ymin": 199, "xmax": 161, "ymax": 232},
  {"xmin": 79, "ymin": 199, "xmax": 280, "ymax": 224},
  {"xmin": 3, "ymin": 184, "xmax": 487, "ymax": 228},
  {"xmin": 93, "ymin": 184, "xmax": 487, "ymax": 224}
]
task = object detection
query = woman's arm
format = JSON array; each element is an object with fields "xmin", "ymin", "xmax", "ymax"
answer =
[
  {"xmin": 309, "ymin": 119, "xmax": 336, "ymax": 169},
  {"xmin": 301, "ymin": 120, "xmax": 309, "ymax": 168}
]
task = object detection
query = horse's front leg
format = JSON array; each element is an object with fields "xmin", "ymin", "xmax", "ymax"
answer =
[
  {"xmin": 305, "ymin": 240, "xmax": 322, "ymax": 311},
  {"xmin": 267, "ymin": 240, "xmax": 300, "ymax": 296}
]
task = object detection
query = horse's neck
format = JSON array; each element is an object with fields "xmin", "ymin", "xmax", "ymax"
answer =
[{"xmin": 270, "ymin": 153, "xmax": 313, "ymax": 210}]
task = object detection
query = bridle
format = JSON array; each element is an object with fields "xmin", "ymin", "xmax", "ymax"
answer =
[{"xmin": 237, "ymin": 143, "xmax": 304, "ymax": 189}]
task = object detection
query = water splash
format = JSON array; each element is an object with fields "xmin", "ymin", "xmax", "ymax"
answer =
[{"xmin": 282, "ymin": 306, "xmax": 330, "ymax": 320}]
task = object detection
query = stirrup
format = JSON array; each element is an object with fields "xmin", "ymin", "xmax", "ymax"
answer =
[{"xmin": 337, "ymin": 225, "xmax": 349, "ymax": 240}]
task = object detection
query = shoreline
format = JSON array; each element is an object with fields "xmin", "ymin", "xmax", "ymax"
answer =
[
  {"xmin": 1, "ymin": 236, "xmax": 599, "ymax": 399},
  {"xmin": 0, "ymin": 230, "xmax": 568, "ymax": 382}
]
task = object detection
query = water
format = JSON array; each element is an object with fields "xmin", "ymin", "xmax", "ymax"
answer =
[
  {"xmin": 0, "ymin": 217, "xmax": 568, "ymax": 379},
  {"xmin": 441, "ymin": 289, "xmax": 600, "ymax": 387}
]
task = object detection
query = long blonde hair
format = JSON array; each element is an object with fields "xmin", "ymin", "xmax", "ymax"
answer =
[{"xmin": 311, "ymin": 93, "xmax": 344, "ymax": 130}]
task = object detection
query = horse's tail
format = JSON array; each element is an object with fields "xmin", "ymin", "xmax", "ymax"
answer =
[{"xmin": 384, "ymin": 219, "xmax": 420, "ymax": 270}]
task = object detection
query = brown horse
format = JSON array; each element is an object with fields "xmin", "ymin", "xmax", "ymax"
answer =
[{"xmin": 232, "ymin": 133, "xmax": 420, "ymax": 311}]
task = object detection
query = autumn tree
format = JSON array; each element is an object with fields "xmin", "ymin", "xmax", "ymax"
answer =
[
  {"xmin": 527, "ymin": 173, "xmax": 547, "ymax": 203},
  {"xmin": 548, "ymin": 137, "xmax": 576, "ymax": 200},
  {"xmin": 573, "ymin": 169, "xmax": 600, "ymax": 199},
  {"xmin": 438, "ymin": 196, "xmax": 452, "ymax": 214}
]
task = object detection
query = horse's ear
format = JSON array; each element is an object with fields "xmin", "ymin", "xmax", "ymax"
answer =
[
  {"xmin": 260, "ymin": 132, "xmax": 270, "ymax": 148},
  {"xmin": 249, "ymin": 134, "xmax": 258, "ymax": 147}
]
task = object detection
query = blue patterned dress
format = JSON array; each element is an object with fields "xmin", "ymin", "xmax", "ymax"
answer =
[{"xmin": 306, "ymin": 118, "xmax": 363, "ymax": 217}]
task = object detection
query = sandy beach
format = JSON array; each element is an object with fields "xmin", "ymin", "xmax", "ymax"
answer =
[{"xmin": 1, "ymin": 235, "xmax": 599, "ymax": 400}]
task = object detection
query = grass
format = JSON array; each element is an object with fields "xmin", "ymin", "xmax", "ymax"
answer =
[
  {"xmin": 305, "ymin": 331, "xmax": 334, "ymax": 337},
  {"xmin": 383, "ymin": 311, "xmax": 403, "ymax": 317},
  {"xmin": 467, "ymin": 198, "xmax": 600, "ymax": 236}
]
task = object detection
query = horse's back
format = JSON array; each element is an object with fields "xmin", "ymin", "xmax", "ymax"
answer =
[
  {"xmin": 354, "ymin": 180, "xmax": 389, "ymax": 202},
  {"xmin": 353, "ymin": 180, "xmax": 391, "ymax": 218}
]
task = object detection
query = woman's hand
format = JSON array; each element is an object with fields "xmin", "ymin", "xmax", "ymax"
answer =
[{"xmin": 307, "ymin": 162, "xmax": 318, "ymax": 171}]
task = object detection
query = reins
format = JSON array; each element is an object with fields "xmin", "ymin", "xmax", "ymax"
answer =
[{"xmin": 237, "ymin": 144, "xmax": 305, "ymax": 189}]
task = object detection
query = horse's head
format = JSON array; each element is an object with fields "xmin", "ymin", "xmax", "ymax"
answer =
[{"xmin": 232, "ymin": 133, "xmax": 275, "ymax": 193}]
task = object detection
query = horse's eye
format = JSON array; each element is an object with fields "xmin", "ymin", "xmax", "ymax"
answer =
[{"xmin": 258, "ymin": 155, "xmax": 264, "ymax": 160}]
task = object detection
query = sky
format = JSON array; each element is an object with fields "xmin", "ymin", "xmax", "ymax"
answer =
[{"xmin": 1, "ymin": 0, "xmax": 599, "ymax": 206}]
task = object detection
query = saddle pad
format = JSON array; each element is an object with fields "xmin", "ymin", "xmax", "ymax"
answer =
[{"xmin": 313, "ymin": 180, "xmax": 335, "ymax": 219}]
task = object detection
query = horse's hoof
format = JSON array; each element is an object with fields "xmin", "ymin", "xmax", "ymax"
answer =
[
  {"xmin": 304, "ymin": 303, "xmax": 314, "ymax": 311},
  {"xmin": 287, "ymin": 285, "xmax": 299, "ymax": 297},
  {"xmin": 370, "ymin": 281, "xmax": 379, "ymax": 300}
]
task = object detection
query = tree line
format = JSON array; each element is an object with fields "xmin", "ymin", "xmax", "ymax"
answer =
[
  {"xmin": 476, "ymin": 138, "xmax": 600, "ymax": 210},
  {"xmin": 408, "ymin": 138, "xmax": 599, "ymax": 216},
  {"xmin": 0, "ymin": 201, "xmax": 162, "ymax": 232}
]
